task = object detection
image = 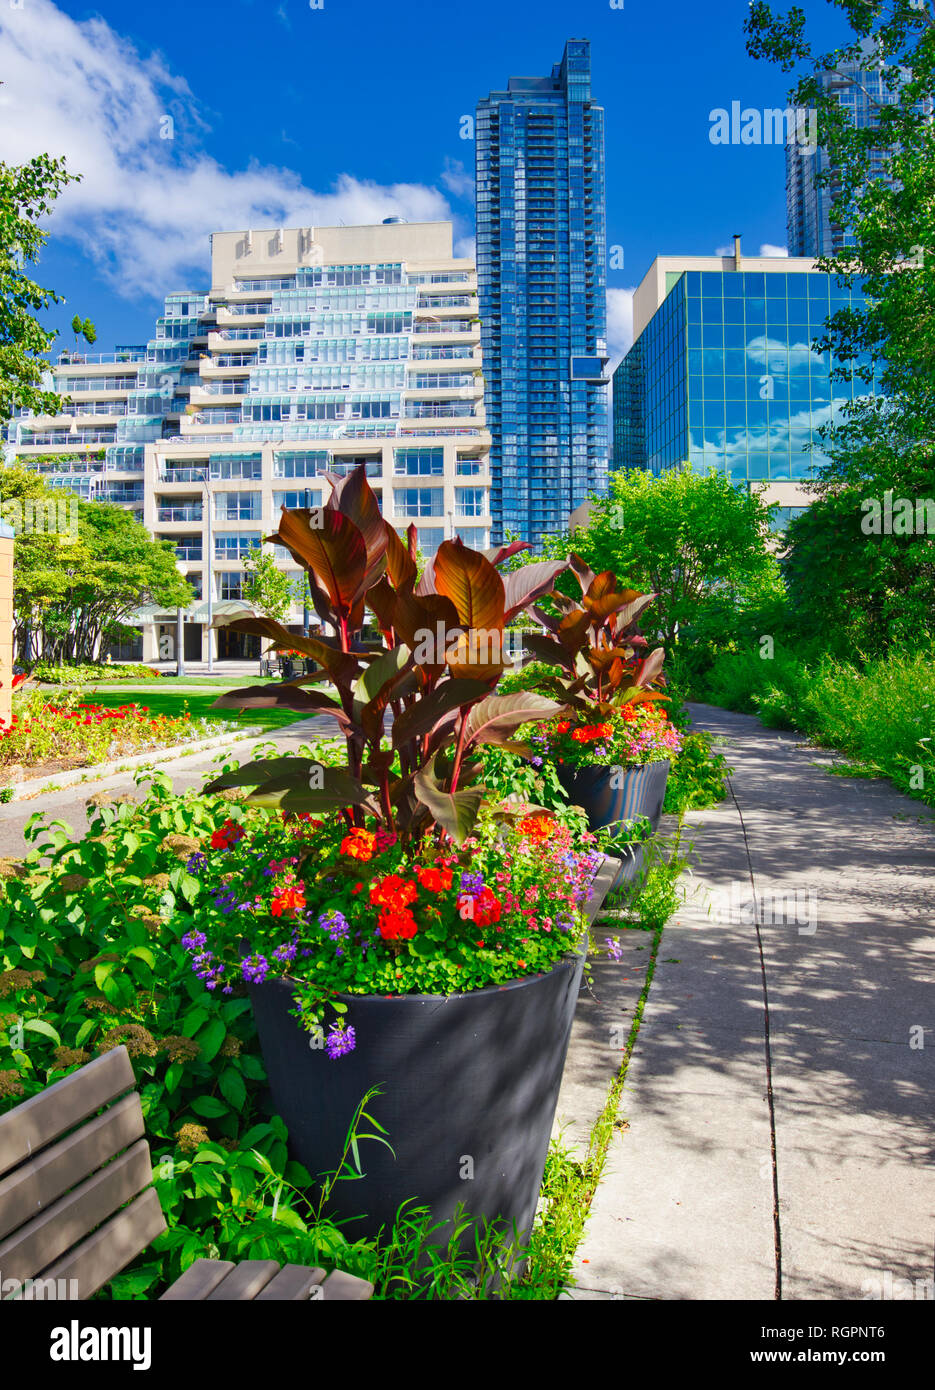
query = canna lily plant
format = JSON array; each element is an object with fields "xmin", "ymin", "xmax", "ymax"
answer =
[
  {"xmin": 206, "ymin": 464, "xmax": 571, "ymax": 842},
  {"xmin": 523, "ymin": 553, "xmax": 670, "ymax": 719}
]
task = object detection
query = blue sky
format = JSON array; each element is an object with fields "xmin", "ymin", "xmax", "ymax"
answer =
[{"xmin": 0, "ymin": 0, "xmax": 841, "ymax": 367}]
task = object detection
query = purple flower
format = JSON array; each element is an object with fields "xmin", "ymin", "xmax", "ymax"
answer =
[
  {"xmin": 186, "ymin": 852, "xmax": 207, "ymax": 873},
  {"xmin": 459, "ymin": 869, "xmax": 484, "ymax": 896},
  {"xmin": 325, "ymin": 1023, "xmax": 356, "ymax": 1059},
  {"xmin": 272, "ymin": 940, "xmax": 298, "ymax": 964},
  {"xmin": 241, "ymin": 953, "xmax": 269, "ymax": 985},
  {"xmin": 605, "ymin": 935, "xmax": 624, "ymax": 963},
  {"xmin": 319, "ymin": 910, "xmax": 349, "ymax": 942},
  {"xmin": 181, "ymin": 930, "xmax": 207, "ymax": 952}
]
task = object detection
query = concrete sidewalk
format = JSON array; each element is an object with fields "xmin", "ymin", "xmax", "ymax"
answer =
[{"xmin": 564, "ymin": 704, "xmax": 935, "ymax": 1301}]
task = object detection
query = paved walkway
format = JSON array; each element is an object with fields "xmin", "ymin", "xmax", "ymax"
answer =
[{"xmin": 562, "ymin": 704, "xmax": 935, "ymax": 1301}]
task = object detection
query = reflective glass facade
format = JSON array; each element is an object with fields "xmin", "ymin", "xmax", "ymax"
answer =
[
  {"xmin": 613, "ymin": 268, "xmax": 875, "ymax": 484},
  {"xmin": 476, "ymin": 39, "xmax": 608, "ymax": 545}
]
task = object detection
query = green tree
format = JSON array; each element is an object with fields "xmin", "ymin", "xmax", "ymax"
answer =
[
  {"xmin": 568, "ymin": 467, "xmax": 778, "ymax": 652},
  {"xmin": 745, "ymin": 0, "xmax": 935, "ymax": 653},
  {"xmin": 241, "ymin": 546, "xmax": 297, "ymax": 623},
  {"xmin": 0, "ymin": 466, "xmax": 191, "ymax": 663},
  {"xmin": 70, "ymin": 315, "xmax": 96, "ymax": 350},
  {"xmin": 0, "ymin": 148, "xmax": 82, "ymax": 426}
]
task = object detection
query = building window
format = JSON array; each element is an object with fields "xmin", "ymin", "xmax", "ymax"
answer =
[
  {"xmin": 393, "ymin": 448, "xmax": 444, "ymax": 476},
  {"xmin": 455, "ymin": 488, "xmax": 485, "ymax": 518},
  {"xmin": 407, "ymin": 527, "xmax": 445, "ymax": 554},
  {"xmin": 393, "ymin": 488, "xmax": 444, "ymax": 518},
  {"xmin": 209, "ymin": 454, "xmax": 262, "ymax": 480},
  {"xmin": 273, "ymin": 489, "xmax": 322, "ymax": 512},
  {"xmin": 215, "ymin": 492, "xmax": 261, "ymax": 521},
  {"xmin": 455, "ymin": 527, "xmax": 489, "ymax": 548},
  {"xmin": 218, "ymin": 572, "xmax": 244, "ymax": 601},
  {"xmin": 215, "ymin": 533, "xmax": 262, "ymax": 560},
  {"xmin": 272, "ymin": 451, "xmax": 328, "ymax": 478}
]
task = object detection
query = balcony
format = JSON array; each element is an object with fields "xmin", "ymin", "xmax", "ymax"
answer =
[
  {"xmin": 404, "ymin": 404, "xmax": 479, "ymax": 419},
  {"xmin": 56, "ymin": 350, "xmax": 146, "ymax": 366},
  {"xmin": 172, "ymin": 542, "xmax": 203, "ymax": 561},
  {"xmin": 158, "ymin": 505, "xmax": 204, "ymax": 523},
  {"xmin": 159, "ymin": 468, "xmax": 209, "ymax": 484}
]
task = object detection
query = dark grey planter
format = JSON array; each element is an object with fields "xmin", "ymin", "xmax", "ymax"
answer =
[
  {"xmin": 247, "ymin": 856, "xmax": 618, "ymax": 1247},
  {"xmin": 557, "ymin": 758, "xmax": 670, "ymax": 832}
]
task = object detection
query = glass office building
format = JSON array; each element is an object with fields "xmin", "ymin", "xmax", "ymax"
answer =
[
  {"xmin": 613, "ymin": 254, "xmax": 875, "ymax": 501},
  {"xmin": 476, "ymin": 38, "xmax": 608, "ymax": 545}
]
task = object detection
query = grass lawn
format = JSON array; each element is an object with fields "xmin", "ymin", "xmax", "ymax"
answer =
[{"xmin": 83, "ymin": 688, "xmax": 309, "ymax": 732}]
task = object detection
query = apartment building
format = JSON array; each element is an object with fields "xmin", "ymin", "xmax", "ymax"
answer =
[{"xmin": 5, "ymin": 220, "xmax": 490, "ymax": 662}]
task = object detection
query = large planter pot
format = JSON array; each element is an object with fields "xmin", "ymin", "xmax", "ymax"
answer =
[
  {"xmin": 248, "ymin": 855, "xmax": 618, "ymax": 1247},
  {"xmin": 556, "ymin": 758, "xmax": 670, "ymax": 833}
]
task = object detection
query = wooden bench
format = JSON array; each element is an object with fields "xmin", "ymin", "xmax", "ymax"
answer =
[{"xmin": 0, "ymin": 1046, "xmax": 373, "ymax": 1302}]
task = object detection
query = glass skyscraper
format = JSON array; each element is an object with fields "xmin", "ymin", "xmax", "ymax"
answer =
[
  {"xmin": 476, "ymin": 38, "xmax": 608, "ymax": 545},
  {"xmin": 612, "ymin": 250, "xmax": 876, "ymax": 516},
  {"xmin": 786, "ymin": 45, "xmax": 932, "ymax": 256}
]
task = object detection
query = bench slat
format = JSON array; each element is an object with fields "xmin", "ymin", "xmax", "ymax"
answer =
[
  {"xmin": 0, "ymin": 1048, "xmax": 135, "ymax": 1180},
  {"xmin": 320, "ymin": 1269, "xmax": 375, "ymax": 1301},
  {"xmin": 36, "ymin": 1187, "xmax": 167, "ymax": 1300},
  {"xmin": 206, "ymin": 1260, "xmax": 280, "ymax": 1301},
  {"xmin": 0, "ymin": 1138, "xmax": 154, "ymax": 1287},
  {"xmin": 254, "ymin": 1263, "xmax": 327, "ymax": 1301},
  {"xmin": 0, "ymin": 1092, "xmax": 144, "ymax": 1243},
  {"xmin": 159, "ymin": 1259, "xmax": 236, "ymax": 1301}
]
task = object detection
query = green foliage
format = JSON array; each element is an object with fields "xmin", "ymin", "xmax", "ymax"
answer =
[
  {"xmin": 571, "ymin": 466, "xmax": 778, "ymax": 650},
  {"xmin": 699, "ymin": 647, "xmax": 935, "ymax": 804},
  {"xmin": 34, "ymin": 662, "xmax": 163, "ymax": 684},
  {"xmin": 0, "ymin": 148, "xmax": 82, "ymax": 426},
  {"xmin": 0, "ymin": 467, "xmax": 192, "ymax": 665},
  {"xmin": 745, "ymin": 0, "xmax": 935, "ymax": 657},
  {"xmin": 241, "ymin": 547, "xmax": 299, "ymax": 623},
  {"xmin": 662, "ymin": 731, "xmax": 732, "ymax": 814}
]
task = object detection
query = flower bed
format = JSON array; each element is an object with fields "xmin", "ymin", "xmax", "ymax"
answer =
[
  {"xmin": 182, "ymin": 806, "xmax": 602, "ymax": 1055},
  {"xmin": 526, "ymin": 703, "xmax": 683, "ymax": 770},
  {"xmin": 0, "ymin": 690, "xmax": 224, "ymax": 781}
]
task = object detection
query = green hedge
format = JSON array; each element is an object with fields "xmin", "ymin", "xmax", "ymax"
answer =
[{"xmin": 34, "ymin": 662, "xmax": 162, "ymax": 684}]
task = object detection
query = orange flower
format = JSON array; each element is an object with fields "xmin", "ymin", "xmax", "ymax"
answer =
[
  {"xmin": 555, "ymin": 719, "xmax": 572, "ymax": 734},
  {"xmin": 517, "ymin": 813, "xmax": 557, "ymax": 843},
  {"xmin": 340, "ymin": 828, "xmax": 377, "ymax": 861}
]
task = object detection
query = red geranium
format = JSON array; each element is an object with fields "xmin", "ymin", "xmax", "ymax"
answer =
[{"xmin": 377, "ymin": 908, "xmax": 418, "ymax": 940}]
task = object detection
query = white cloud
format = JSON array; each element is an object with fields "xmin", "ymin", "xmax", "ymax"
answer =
[
  {"xmin": 441, "ymin": 158, "xmax": 475, "ymax": 204},
  {"xmin": 716, "ymin": 243, "xmax": 790, "ymax": 259},
  {"xmin": 0, "ymin": 0, "xmax": 460, "ymax": 298},
  {"xmin": 606, "ymin": 287, "xmax": 636, "ymax": 368}
]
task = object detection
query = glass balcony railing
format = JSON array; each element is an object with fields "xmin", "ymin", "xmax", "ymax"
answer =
[
  {"xmin": 56, "ymin": 350, "xmax": 146, "ymax": 365},
  {"xmin": 158, "ymin": 506, "xmax": 203, "ymax": 522}
]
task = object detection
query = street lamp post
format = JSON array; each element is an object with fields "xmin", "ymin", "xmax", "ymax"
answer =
[
  {"xmin": 202, "ymin": 468, "xmax": 214, "ymax": 674},
  {"xmin": 302, "ymin": 487, "xmax": 311, "ymax": 638}
]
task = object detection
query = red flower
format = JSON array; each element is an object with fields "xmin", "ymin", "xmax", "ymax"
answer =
[
  {"xmin": 473, "ymin": 887, "xmax": 502, "ymax": 930},
  {"xmin": 416, "ymin": 865, "xmax": 453, "ymax": 893},
  {"xmin": 370, "ymin": 874, "xmax": 418, "ymax": 911},
  {"xmin": 555, "ymin": 719, "xmax": 572, "ymax": 734},
  {"xmin": 210, "ymin": 818, "xmax": 245, "ymax": 851},
  {"xmin": 271, "ymin": 884, "xmax": 306, "ymax": 917},
  {"xmin": 517, "ymin": 814, "xmax": 557, "ymax": 843},
  {"xmin": 377, "ymin": 908, "xmax": 418, "ymax": 940}
]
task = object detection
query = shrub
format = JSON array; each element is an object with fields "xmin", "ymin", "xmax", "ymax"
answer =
[{"xmin": 34, "ymin": 662, "xmax": 162, "ymax": 684}]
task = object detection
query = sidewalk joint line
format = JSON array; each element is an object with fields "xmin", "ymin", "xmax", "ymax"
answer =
[{"xmin": 727, "ymin": 773, "xmax": 783, "ymax": 1302}]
